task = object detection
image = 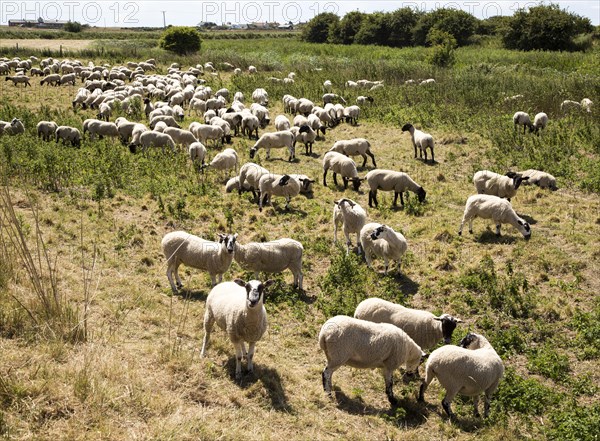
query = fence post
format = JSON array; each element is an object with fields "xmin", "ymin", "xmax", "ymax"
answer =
[{"xmin": 60, "ymin": 45, "xmax": 63, "ymax": 57}]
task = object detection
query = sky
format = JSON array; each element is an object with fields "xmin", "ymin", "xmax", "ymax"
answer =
[{"xmin": 1, "ymin": 1, "xmax": 598, "ymax": 27}]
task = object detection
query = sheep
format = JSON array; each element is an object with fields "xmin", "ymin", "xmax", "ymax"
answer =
[
  {"xmin": 530, "ymin": 112, "xmax": 548, "ymax": 134},
  {"xmin": 163, "ymin": 127, "xmax": 198, "ymax": 148},
  {"xmin": 204, "ymin": 148, "xmax": 238, "ymax": 176},
  {"xmin": 322, "ymin": 151, "xmax": 363, "ymax": 191},
  {"xmin": 37, "ymin": 121, "xmax": 58, "ymax": 141},
  {"xmin": 221, "ymin": 111, "xmax": 243, "ymax": 137},
  {"xmin": 307, "ymin": 113, "xmax": 327, "ymax": 137},
  {"xmin": 114, "ymin": 118, "xmax": 138, "ymax": 143},
  {"xmin": 360, "ymin": 223, "xmax": 408, "ymax": 275},
  {"xmin": 319, "ymin": 315, "xmax": 426, "ymax": 406},
  {"xmin": 560, "ymin": 100, "xmax": 581, "ymax": 112},
  {"xmin": 40, "ymin": 74, "xmax": 61, "ymax": 86},
  {"xmin": 225, "ymin": 176, "xmax": 253, "ymax": 194},
  {"xmin": 581, "ymin": 98, "xmax": 593, "ymax": 113},
  {"xmin": 322, "ymin": 93, "xmax": 346, "ymax": 105},
  {"xmin": 241, "ymin": 114, "xmax": 260, "ymax": 140},
  {"xmin": 329, "ymin": 138, "xmax": 376, "ymax": 168},
  {"xmin": 59, "ymin": 73, "xmax": 76, "ymax": 86},
  {"xmin": 252, "ymin": 88, "xmax": 268, "ymax": 106},
  {"xmin": 473, "ymin": 170, "xmax": 528, "ymax": 200},
  {"xmin": 274, "ymin": 115, "xmax": 291, "ymax": 131},
  {"xmin": 149, "ymin": 115, "xmax": 181, "ymax": 129},
  {"xmin": 458, "ymin": 194, "xmax": 531, "ymax": 240},
  {"xmin": 201, "ymin": 278, "xmax": 274, "ymax": 381},
  {"xmin": 0, "ymin": 118, "xmax": 25, "ymax": 136},
  {"xmin": 343, "ymin": 105, "xmax": 360, "ymax": 125},
  {"xmin": 189, "ymin": 142, "xmax": 207, "ymax": 165},
  {"xmin": 289, "ymin": 174, "xmax": 315, "ymax": 194},
  {"xmin": 250, "ymin": 103, "xmax": 270, "ymax": 128},
  {"xmin": 86, "ymin": 121, "xmax": 119, "ymax": 141},
  {"xmin": 401, "ymin": 123, "xmax": 435, "ymax": 163},
  {"xmin": 354, "ymin": 298, "xmax": 463, "ymax": 350},
  {"xmin": 153, "ymin": 121, "xmax": 168, "ymax": 133},
  {"xmin": 314, "ymin": 108, "xmax": 335, "ymax": 129},
  {"xmin": 365, "ymin": 169, "xmax": 426, "ymax": 208},
  {"xmin": 209, "ymin": 116, "xmax": 233, "ymax": 144},
  {"xmin": 5, "ymin": 76, "xmax": 31, "ymax": 87},
  {"xmin": 356, "ymin": 96, "xmax": 374, "ymax": 106},
  {"xmin": 333, "ymin": 198, "xmax": 367, "ymax": 254},
  {"xmin": 418, "ymin": 333, "xmax": 504, "ymax": 419},
  {"xmin": 323, "ymin": 80, "xmax": 332, "ymax": 92},
  {"xmin": 189, "ymin": 122, "xmax": 225, "ymax": 147},
  {"xmin": 130, "ymin": 131, "xmax": 176, "ymax": 154},
  {"xmin": 294, "ymin": 125, "xmax": 317, "ymax": 155},
  {"xmin": 97, "ymin": 102, "xmax": 112, "ymax": 121},
  {"xmin": 188, "ymin": 97, "xmax": 206, "ymax": 116},
  {"xmin": 250, "ymin": 131, "xmax": 296, "ymax": 162},
  {"xmin": 519, "ymin": 169, "xmax": 557, "ymax": 190},
  {"xmin": 420, "ymin": 78, "xmax": 435, "ymax": 85},
  {"xmin": 513, "ymin": 111, "xmax": 532, "ymax": 133},
  {"xmin": 234, "ymin": 239, "xmax": 304, "ymax": 290},
  {"xmin": 55, "ymin": 126, "xmax": 82, "ymax": 147},
  {"xmin": 248, "ymin": 65, "xmax": 257, "ymax": 74},
  {"xmin": 258, "ymin": 174, "xmax": 301, "ymax": 212},
  {"xmin": 297, "ymin": 98, "xmax": 315, "ymax": 116},
  {"xmin": 162, "ymin": 231, "xmax": 238, "ymax": 291},
  {"xmin": 238, "ymin": 162, "xmax": 269, "ymax": 199}
]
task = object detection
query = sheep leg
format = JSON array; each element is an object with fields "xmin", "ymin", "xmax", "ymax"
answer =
[
  {"xmin": 356, "ymin": 233, "xmax": 362, "ymax": 255},
  {"xmin": 472, "ymin": 396, "xmax": 481, "ymax": 418},
  {"xmin": 368, "ymin": 190, "xmax": 378, "ymax": 208},
  {"xmin": 495, "ymin": 224, "xmax": 502, "ymax": 237},
  {"xmin": 333, "ymin": 172, "xmax": 339, "ymax": 187},
  {"xmin": 246, "ymin": 342, "xmax": 256, "ymax": 374},
  {"xmin": 166, "ymin": 262, "xmax": 180, "ymax": 292},
  {"xmin": 323, "ymin": 170, "xmax": 328, "ymax": 187},
  {"xmin": 400, "ymin": 192, "xmax": 405, "ymax": 206},
  {"xmin": 234, "ymin": 342, "xmax": 244, "ymax": 381},
  {"xmin": 368, "ymin": 152, "xmax": 377, "ymax": 167},
  {"xmin": 200, "ymin": 310, "xmax": 214, "ymax": 357},
  {"xmin": 383, "ymin": 258, "xmax": 389, "ymax": 275},
  {"xmin": 361, "ymin": 154, "xmax": 367, "ymax": 168},
  {"xmin": 322, "ymin": 365, "xmax": 334, "ymax": 395},
  {"xmin": 430, "ymin": 147, "xmax": 434, "ymax": 163},
  {"xmin": 423, "ymin": 148, "xmax": 428, "ymax": 162},
  {"xmin": 344, "ymin": 231, "xmax": 351, "ymax": 255},
  {"xmin": 210, "ymin": 273, "xmax": 217, "ymax": 287},
  {"xmin": 383, "ymin": 368, "xmax": 397, "ymax": 406},
  {"xmin": 342, "ymin": 177, "xmax": 349, "ymax": 189},
  {"xmin": 364, "ymin": 251, "xmax": 373, "ymax": 268},
  {"xmin": 414, "ymin": 143, "xmax": 418, "ymax": 158},
  {"xmin": 442, "ymin": 394, "xmax": 456, "ymax": 419},
  {"xmin": 393, "ymin": 192, "xmax": 399, "ymax": 206},
  {"xmin": 483, "ymin": 392, "xmax": 492, "ymax": 418}
]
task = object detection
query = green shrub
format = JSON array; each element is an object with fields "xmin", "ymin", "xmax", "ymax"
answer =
[
  {"xmin": 64, "ymin": 21, "xmax": 82, "ymax": 33},
  {"xmin": 159, "ymin": 26, "xmax": 202, "ymax": 55},
  {"xmin": 301, "ymin": 13, "xmax": 339, "ymax": 44},
  {"xmin": 527, "ymin": 343, "xmax": 570, "ymax": 382},
  {"xmin": 494, "ymin": 367, "xmax": 560, "ymax": 415},
  {"xmin": 427, "ymin": 29, "xmax": 457, "ymax": 68},
  {"xmin": 547, "ymin": 402, "xmax": 600, "ymax": 441}
]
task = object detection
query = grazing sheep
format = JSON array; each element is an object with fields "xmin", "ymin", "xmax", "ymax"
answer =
[
  {"xmin": 402, "ymin": 123, "xmax": 435, "ymax": 163},
  {"xmin": 5, "ymin": 75, "xmax": 31, "ymax": 87},
  {"xmin": 86, "ymin": 121, "xmax": 119, "ymax": 141},
  {"xmin": 248, "ymin": 66, "xmax": 257, "ymax": 74},
  {"xmin": 161, "ymin": 231, "xmax": 238, "ymax": 291},
  {"xmin": 323, "ymin": 80, "xmax": 332, "ymax": 92},
  {"xmin": 473, "ymin": 170, "xmax": 528, "ymax": 200},
  {"xmin": 222, "ymin": 111, "xmax": 243, "ymax": 137},
  {"xmin": 274, "ymin": 115, "xmax": 291, "ymax": 131},
  {"xmin": 189, "ymin": 142, "xmax": 207, "ymax": 165},
  {"xmin": 519, "ymin": 169, "xmax": 557, "ymax": 190},
  {"xmin": 153, "ymin": 121, "xmax": 168, "ymax": 133},
  {"xmin": 319, "ymin": 315, "xmax": 426, "ymax": 406},
  {"xmin": 560, "ymin": 100, "xmax": 581, "ymax": 112},
  {"xmin": 418, "ymin": 333, "xmax": 504, "ymax": 419},
  {"xmin": 97, "ymin": 102, "xmax": 112, "ymax": 121},
  {"xmin": 37, "ymin": 121, "xmax": 58, "ymax": 141},
  {"xmin": 297, "ymin": 98, "xmax": 315, "ymax": 116},
  {"xmin": 329, "ymin": 138, "xmax": 376, "ymax": 168},
  {"xmin": 238, "ymin": 162, "xmax": 269, "ymax": 198},
  {"xmin": 189, "ymin": 122, "xmax": 225, "ymax": 147},
  {"xmin": 365, "ymin": 169, "xmax": 426, "ymax": 208},
  {"xmin": 115, "ymin": 118, "xmax": 138, "ymax": 144},
  {"xmin": 333, "ymin": 198, "xmax": 367, "ymax": 254},
  {"xmin": 241, "ymin": 114, "xmax": 260, "ymax": 140},
  {"xmin": 513, "ymin": 111, "xmax": 532, "ymax": 133},
  {"xmin": 0, "ymin": 118, "xmax": 25, "ymax": 136},
  {"xmin": 59, "ymin": 73, "xmax": 76, "ymax": 86},
  {"xmin": 531, "ymin": 112, "xmax": 548, "ymax": 133},
  {"xmin": 130, "ymin": 131, "xmax": 176, "ymax": 154},
  {"xmin": 209, "ymin": 116, "xmax": 233, "ymax": 144},
  {"xmin": 234, "ymin": 238, "xmax": 304, "ymax": 289},
  {"xmin": 163, "ymin": 127, "xmax": 198, "ymax": 148},
  {"xmin": 356, "ymin": 96, "xmax": 374, "ymax": 105},
  {"xmin": 250, "ymin": 131, "xmax": 296, "ymax": 162},
  {"xmin": 250, "ymin": 103, "xmax": 270, "ymax": 128},
  {"xmin": 354, "ymin": 298, "xmax": 462, "ymax": 350},
  {"xmin": 55, "ymin": 126, "xmax": 82, "ymax": 147},
  {"xmin": 360, "ymin": 223, "xmax": 408, "ymax": 275},
  {"xmin": 322, "ymin": 151, "xmax": 363, "ymax": 191},
  {"xmin": 252, "ymin": 88, "xmax": 269, "ymax": 106},
  {"xmin": 458, "ymin": 194, "xmax": 531, "ymax": 240},
  {"xmin": 40, "ymin": 74, "xmax": 61, "ymax": 86},
  {"xmin": 149, "ymin": 115, "xmax": 181, "ymax": 130},
  {"xmin": 581, "ymin": 98, "xmax": 593, "ymax": 113},
  {"xmin": 322, "ymin": 93, "xmax": 346, "ymax": 105},
  {"xmin": 258, "ymin": 174, "xmax": 301, "ymax": 212},
  {"xmin": 201, "ymin": 278, "xmax": 274, "ymax": 381},
  {"xmin": 343, "ymin": 105, "xmax": 360, "ymax": 125},
  {"xmin": 294, "ymin": 125, "xmax": 318, "ymax": 155},
  {"xmin": 307, "ymin": 113, "xmax": 327, "ymax": 137},
  {"xmin": 205, "ymin": 148, "xmax": 238, "ymax": 176},
  {"xmin": 289, "ymin": 174, "xmax": 315, "ymax": 194}
]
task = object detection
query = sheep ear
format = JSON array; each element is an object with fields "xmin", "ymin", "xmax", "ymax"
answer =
[
  {"xmin": 506, "ymin": 171, "xmax": 517, "ymax": 178},
  {"xmin": 456, "ymin": 318, "xmax": 464, "ymax": 323},
  {"xmin": 433, "ymin": 317, "xmax": 442, "ymax": 321},
  {"xmin": 263, "ymin": 279, "xmax": 275, "ymax": 289},
  {"xmin": 233, "ymin": 279, "xmax": 246, "ymax": 287},
  {"xmin": 421, "ymin": 352, "xmax": 429, "ymax": 360}
]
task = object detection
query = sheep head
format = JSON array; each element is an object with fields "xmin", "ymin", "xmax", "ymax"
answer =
[
  {"xmin": 417, "ymin": 187, "xmax": 427, "ymax": 203},
  {"xmin": 218, "ymin": 233, "xmax": 238, "ymax": 254},
  {"xmin": 401, "ymin": 123, "xmax": 414, "ymax": 132},
  {"xmin": 234, "ymin": 279, "xmax": 275, "ymax": 308},
  {"xmin": 433, "ymin": 314, "xmax": 463, "ymax": 344},
  {"xmin": 278, "ymin": 175, "xmax": 291, "ymax": 186}
]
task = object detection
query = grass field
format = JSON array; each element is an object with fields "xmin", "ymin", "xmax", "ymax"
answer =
[
  {"xmin": 0, "ymin": 39, "xmax": 94, "ymax": 51},
  {"xmin": 0, "ymin": 36, "xmax": 599, "ymax": 440}
]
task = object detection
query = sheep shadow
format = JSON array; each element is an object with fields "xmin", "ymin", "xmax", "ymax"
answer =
[
  {"xmin": 173, "ymin": 288, "xmax": 209, "ymax": 302},
  {"xmin": 475, "ymin": 230, "xmax": 518, "ymax": 244},
  {"xmin": 225, "ymin": 358, "xmax": 292, "ymax": 412},
  {"xmin": 378, "ymin": 272, "xmax": 420, "ymax": 296},
  {"xmin": 418, "ymin": 159, "xmax": 437, "ymax": 167},
  {"xmin": 517, "ymin": 213, "xmax": 537, "ymax": 225}
]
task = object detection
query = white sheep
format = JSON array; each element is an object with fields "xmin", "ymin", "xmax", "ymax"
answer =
[
  {"xmin": 241, "ymin": 114, "xmax": 260, "ymax": 140},
  {"xmin": 248, "ymin": 66, "xmax": 257, "ymax": 74},
  {"xmin": 55, "ymin": 126, "xmax": 82, "ymax": 147},
  {"xmin": 473, "ymin": 170, "xmax": 529, "ymax": 200},
  {"xmin": 356, "ymin": 96, "xmax": 374, "ymax": 106},
  {"xmin": 354, "ymin": 298, "xmax": 463, "ymax": 350},
  {"xmin": 319, "ymin": 315, "xmax": 426, "ymax": 406},
  {"xmin": 250, "ymin": 131, "xmax": 296, "ymax": 162},
  {"xmin": 531, "ymin": 112, "xmax": 548, "ymax": 133},
  {"xmin": 153, "ymin": 121, "xmax": 168, "ymax": 133},
  {"xmin": 234, "ymin": 238, "xmax": 304, "ymax": 290},
  {"xmin": 40, "ymin": 74, "xmax": 61, "ymax": 86},
  {"xmin": 458, "ymin": 194, "xmax": 531, "ymax": 239},
  {"xmin": 274, "ymin": 115, "xmax": 291, "ymax": 131},
  {"xmin": 209, "ymin": 116, "xmax": 233, "ymax": 144},
  {"xmin": 189, "ymin": 142, "xmax": 207, "ymax": 165},
  {"xmin": 343, "ymin": 105, "xmax": 360, "ymax": 125},
  {"xmin": 581, "ymin": 98, "xmax": 593, "ymax": 113},
  {"xmin": 329, "ymin": 138, "xmax": 376, "ymax": 168},
  {"xmin": 59, "ymin": 73, "xmax": 76, "ymax": 86},
  {"xmin": 323, "ymin": 80, "xmax": 332, "ymax": 92},
  {"xmin": 0, "ymin": 118, "xmax": 25, "ymax": 136},
  {"xmin": 252, "ymin": 88, "xmax": 269, "ymax": 106},
  {"xmin": 513, "ymin": 111, "xmax": 532, "ymax": 133},
  {"xmin": 85, "ymin": 120, "xmax": 119, "ymax": 141},
  {"xmin": 201, "ymin": 278, "xmax": 274, "ymax": 381},
  {"xmin": 36, "ymin": 121, "xmax": 58, "ymax": 141},
  {"xmin": 238, "ymin": 162, "xmax": 269, "ymax": 199},
  {"xmin": 401, "ymin": 123, "xmax": 435, "ymax": 163},
  {"xmin": 297, "ymin": 98, "xmax": 315, "ymax": 116},
  {"xmin": 258, "ymin": 174, "xmax": 301, "ymax": 212},
  {"xmin": 130, "ymin": 131, "xmax": 176, "ymax": 154},
  {"xmin": 333, "ymin": 198, "xmax": 367, "ymax": 254},
  {"xmin": 289, "ymin": 174, "xmax": 315, "ymax": 194},
  {"xmin": 250, "ymin": 103, "xmax": 270, "ymax": 128},
  {"xmin": 365, "ymin": 169, "xmax": 426, "ymax": 208},
  {"xmin": 161, "ymin": 231, "xmax": 238, "ymax": 291},
  {"xmin": 360, "ymin": 223, "xmax": 408, "ymax": 275},
  {"xmin": 292, "ymin": 125, "xmax": 318, "ymax": 156},
  {"xmin": 5, "ymin": 75, "xmax": 31, "ymax": 87},
  {"xmin": 322, "ymin": 151, "xmax": 363, "ymax": 191},
  {"xmin": 560, "ymin": 100, "xmax": 581, "ymax": 112},
  {"xmin": 205, "ymin": 148, "xmax": 238, "ymax": 176},
  {"xmin": 97, "ymin": 102, "xmax": 112, "ymax": 121},
  {"xmin": 163, "ymin": 127, "xmax": 198, "ymax": 148},
  {"xmin": 189, "ymin": 122, "xmax": 225, "ymax": 147},
  {"xmin": 519, "ymin": 169, "xmax": 557, "ymax": 190},
  {"xmin": 225, "ymin": 176, "xmax": 253, "ymax": 194},
  {"xmin": 150, "ymin": 115, "xmax": 181, "ymax": 129},
  {"xmin": 418, "ymin": 333, "xmax": 504, "ymax": 419}
]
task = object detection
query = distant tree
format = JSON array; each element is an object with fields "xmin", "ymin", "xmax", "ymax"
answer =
[
  {"xmin": 503, "ymin": 4, "xmax": 594, "ymax": 51},
  {"xmin": 387, "ymin": 8, "xmax": 419, "ymax": 47},
  {"xmin": 354, "ymin": 12, "xmax": 391, "ymax": 46},
  {"xmin": 302, "ymin": 12, "xmax": 339, "ymax": 43},
  {"xmin": 427, "ymin": 29, "xmax": 457, "ymax": 67},
  {"xmin": 477, "ymin": 16, "xmax": 512, "ymax": 36},
  {"xmin": 413, "ymin": 8, "xmax": 477, "ymax": 46},
  {"xmin": 64, "ymin": 21, "xmax": 82, "ymax": 33},
  {"xmin": 329, "ymin": 11, "xmax": 366, "ymax": 45},
  {"xmin": 159, "ymin": 26, "xmax": 201, "ymax": 55}
]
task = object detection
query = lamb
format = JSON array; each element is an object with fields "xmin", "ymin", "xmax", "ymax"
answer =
[
  {"xmin": 354, "ymin": 298, "xmax": 463, "ymax": 350},
  {"xmin": 356, "ymin": 96, "xmax": 374, "ymax": 105},
  {"xmin": 161, "ymin": 231, "xmax": 238, "ymax": 291},
  {"xmin": 294, "ymin": 125, "xmax": 317, "ymax": 155},
  {"xmin": 130, "ymin": 131, "xmax": 176, "ymax": 154},
  {"xmin": 513, "ymin": 111, "xmax": 532, "ymax": 133},
  {"xmin": 201, "ymin": 278, "xmax": 274, "ymax": 381},
  {"xmin": 322, "ymin": 151, "xmax": 363, "ymax": 191},
  {"xmin": 258, "ymin": 174, "xmax": 301, "ymax": 212},
  {"xmin": 329, "ymin": 138, "xmax": 376, "ymax": 168},
  {"xmin": 401, "ymin": 123, "xmax": 435, "ymax": 163},
  {"xmin": 189, "ymin": 142, "xmax": 207, "ymax": 166},
  {"xmin": 249, "ymin": 131, "xmax": 296, "ymax": 162},
  {"xmin": 55, "ymin": 126, "xmax": 82, "ymax": 147},
  {"xmin": 238, "ymin": 162, "xmax": 269, "ymax": 199},
  {"xmin": 241, "ymin": 114, "xmax": 260, "ymax": 140},
  {"xmin": 37, "ymin": 121, "xmax": 58, "ymax": 141},
  {"xmin": 333, "ymin": 198, "xmax": 367, "ymax": 254},
  {"xmin": 319, "ymin": 315, "xmax": 426, "ymax": 406},
  {"xmin": 204, "ymin": 148, "xmax": 238, "ymax": 176},
  {"xmin": 458, "ymin": 194, "xmax": 531, "ymax": 239},
  {"xmin": 274, "ymin": 115, "xmax": 291, "ymax": 131},
  {"xmin": 473, "ymin": 170, "xmax": 528, "ymax": 200},
  {"xmin": 343, "ymin": 105, "xmax": 360, "ymax": 125},
  {"xmin": 163, "ymin": 127, "xmax": 198, "ymax": 148},
  {"xmin": 40, "ymin": 74, "xmax": 61, "ymax": 86},
  {"xmin": 234, "ymin": 238, "xmax": 304, "ymax": 290},
  {"xmin": 418, "ymin": 333, "xmax": 504, "ymax": 419},
  {"xmin": 365, "ymin": 169, "xmax": 426, "ymax": 208},
  {"xmin": 360, "ymin": 223, "xmax": 408, "ymax": 275},
  {"xmin": 531, "ymin": 112, "xmax": 548, "ymax": 133},
  {"xmin": 518, "ymin": 169, "xmax": 557, "ymax": 190},
  {"xmin": 0, "ymin": 118, "xmax": 25, "ymax": 136},
  {"xmin": 5, "ymin": 75, "xmax": 31, "ymax": 87}
]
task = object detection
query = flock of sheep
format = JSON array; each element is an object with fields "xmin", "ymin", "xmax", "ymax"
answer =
[{"xmin": 0, "ymin": 53, "xmax": 591, "ymax": 421}]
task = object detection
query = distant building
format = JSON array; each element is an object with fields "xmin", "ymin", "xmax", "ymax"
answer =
[{"xmin": 8, "ymin": 17, "xmax": 68, "ymax": 29}]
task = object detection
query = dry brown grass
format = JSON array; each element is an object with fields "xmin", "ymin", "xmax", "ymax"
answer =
[{"xmin": 0, "ymin": 39, "xmax": 93, "ymax": 51}]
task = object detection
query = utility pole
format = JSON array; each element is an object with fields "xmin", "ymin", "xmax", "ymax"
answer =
[{"xmin": 161, "ymin": 11, "xmax": 167, "ymax": 28}]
